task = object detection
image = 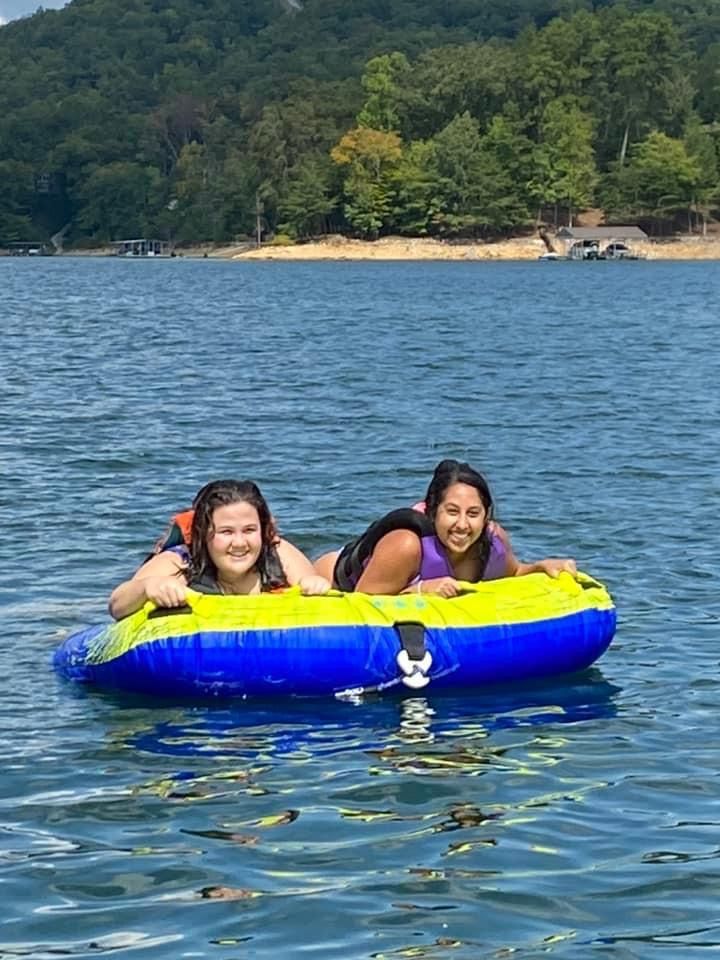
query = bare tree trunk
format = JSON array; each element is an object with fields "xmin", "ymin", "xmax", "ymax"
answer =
[
  {"xmin": 255, "ymin": 192, "xmax": 263, "ymax": 247},
  {"xmin": 538, "ymin": 228, "xmax": 556, "ymax": 253},
  {"xmin": 619, "ymin": 123, "xmax": 630, "ymax": 166}
]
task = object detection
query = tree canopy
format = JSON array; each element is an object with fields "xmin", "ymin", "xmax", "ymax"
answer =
[{"xmin": 1, "ymin": 0, "xmax": 718, "ymax": 244}]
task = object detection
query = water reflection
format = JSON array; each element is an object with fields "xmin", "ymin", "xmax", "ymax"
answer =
[
  {"xmin": 2, "ymin": 663, "xmax": 625, "ymax": 958},
  {"xmin": 109, "ymin": 671, "xmax": 621, "ymax": 766},
  {"xmin": 66, "ymin": 673, "xmax": 621, "ymax": 869}
]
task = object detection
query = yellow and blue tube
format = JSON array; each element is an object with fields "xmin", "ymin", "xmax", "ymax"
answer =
[{"xmin": 53, "ymin": 572, "xmax": 616, "ymax": 698}]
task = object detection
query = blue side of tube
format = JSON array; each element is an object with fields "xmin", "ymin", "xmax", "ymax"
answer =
[{"xmin": 53, "ymin": 607, "xmax": 616, "ymax": 698}]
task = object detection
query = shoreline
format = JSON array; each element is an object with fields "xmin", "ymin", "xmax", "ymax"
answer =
[
  {"xmin": 10, "ymin": 235, "xmax": 720, "ymax": 261},
  {"xmin": 230, "ymin": 235, "xmax": 720, "ymax": 262}
]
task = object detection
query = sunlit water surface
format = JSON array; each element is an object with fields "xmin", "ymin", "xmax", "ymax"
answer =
[{"xmin": 1, "ymin": 257, "xmax": 718, "ymax": 958}]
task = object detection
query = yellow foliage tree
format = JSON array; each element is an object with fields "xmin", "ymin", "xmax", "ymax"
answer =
[{"xmin": 330, "ymin": 127, "xmax": 403, "ymax": 235}]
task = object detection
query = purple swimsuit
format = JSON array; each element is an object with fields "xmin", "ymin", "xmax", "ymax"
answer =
[{"xmin": 412, "ymin": 529, "xmax": 508, "ymax": 586}]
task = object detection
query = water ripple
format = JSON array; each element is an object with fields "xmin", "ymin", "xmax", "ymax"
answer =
[{"xmin": 1, "ymin": 258, "xmax": 718, "ymax": 957}]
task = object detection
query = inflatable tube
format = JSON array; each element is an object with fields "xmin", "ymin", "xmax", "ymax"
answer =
[{"xmin": 53, "ymin": 572, "xmax": 615, "ymax": 699}]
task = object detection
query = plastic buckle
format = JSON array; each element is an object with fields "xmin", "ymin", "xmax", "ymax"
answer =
[{"xmin": 396, "ymin": 649, "xmax": 433, "ymax": 689}]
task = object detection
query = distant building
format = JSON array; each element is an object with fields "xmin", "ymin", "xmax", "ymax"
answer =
[
  {"xmin": 111, "ymin": 238, "xmax": 172, "ymax": 257},
  {"xmin": 34, "ymin": 172, "xmax": 63, "ymax": 195}
]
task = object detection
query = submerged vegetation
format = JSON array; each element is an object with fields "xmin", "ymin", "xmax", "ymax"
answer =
[{"xmin": 1, "ymin": 0, "xmax": 719, "ymax": 245}]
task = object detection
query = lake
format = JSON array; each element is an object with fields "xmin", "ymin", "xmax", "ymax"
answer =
[{"xmin": 1, "ymin": 256, "xmax": 718, "ymax": 958}]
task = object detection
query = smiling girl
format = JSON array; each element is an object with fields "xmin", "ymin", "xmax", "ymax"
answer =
[
  {"xmin": 314, "ymin": 459, "xmax": 576, "ymax": 598},
  {"xmin": 109, "ymin": 479, "xmax": 329, "ymax": 620}
]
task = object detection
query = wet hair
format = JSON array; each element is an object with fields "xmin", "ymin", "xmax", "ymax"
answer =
[
  {"xmin": 187, "ymin": 479, "xmax": 288, "ymax": 591},
  {"xmin": 424, "ymin": 459, "xmax": 494, "ymax": 577}
]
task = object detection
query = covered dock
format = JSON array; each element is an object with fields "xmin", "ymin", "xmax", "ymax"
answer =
[
  {"xmin": 555, "ymin": 226, "xmax": 648, "ymax": 260},
  {"xmin": 2, "ymin": 241, "xmax": 51, "ymax": 256},
  {"xmin": 111, "ymin": 238, "xmax": 172, "ymax": 257}
]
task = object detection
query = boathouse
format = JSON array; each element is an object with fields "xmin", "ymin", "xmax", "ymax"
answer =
[
  {"xmin": 2, "ymin": 241, "xmax": 51, "ymax": 256},
  {"xmin": 556, "ymin": 226, "xmax": 648, "ymax": 260},
  {"xmin": 111, "ymin": 238, "xmax": 171, "ymax": 257}
]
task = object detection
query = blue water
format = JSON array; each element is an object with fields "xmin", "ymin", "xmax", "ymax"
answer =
[{"xmin": 1, "ymin": 257, "xmax": 718, "ymax": 957}]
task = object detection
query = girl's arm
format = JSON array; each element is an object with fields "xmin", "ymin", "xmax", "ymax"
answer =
[
  {"xmin": 354, "ymin": 529, "xmax": 424, "ymax": 595},
  {"xmin": 276, "ymin": 538, "xmax": 331, "ymax": 595},
  {"xmin": 494, "ymin": 523, "xmax": 577, "ymax": 578},
  {"xmin": 108, "ymin": 551, "xmax": 188, "ymax": 621}
]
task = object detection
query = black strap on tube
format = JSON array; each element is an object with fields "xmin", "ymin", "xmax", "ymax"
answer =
[{"xmin": 393, "ymin": 621, "xmax": 427, "ymax": 660}]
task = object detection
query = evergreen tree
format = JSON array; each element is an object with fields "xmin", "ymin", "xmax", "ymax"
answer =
[
  {"xmin": 357, "ymin": 52, "xmax": 410, "ymax": 132},
  {"xmin": 278, "ymin": 158, "xmax": 338, "ymax": 238}
]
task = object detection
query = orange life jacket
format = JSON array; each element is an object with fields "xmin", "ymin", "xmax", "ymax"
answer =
[{"xmin": 149, "ymin": 509, "xmax": 194, "ymax": 557}]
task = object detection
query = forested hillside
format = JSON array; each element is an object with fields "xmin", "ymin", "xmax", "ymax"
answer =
[{"xmin": 1, "ymin": 0, "xmax": 719, "ymax": 245}]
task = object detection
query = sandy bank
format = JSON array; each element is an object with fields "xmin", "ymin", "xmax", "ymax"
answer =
[
  {"xmin": 227, "ymin": 235, "xmax": 720, "ymax": 262},
  {"xmin": 46, "ymin": 235, "xmax": 720, "ymax": 261},
  {"xmin": 233, "ymin": 236, "xmax": 543, "ymax": 261}
]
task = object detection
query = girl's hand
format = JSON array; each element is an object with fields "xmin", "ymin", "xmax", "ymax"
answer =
[
  {"xmin": 538, "ymin": 557, "xmax": 577, "ymax": 578},
  {"xmin": 419, "ymin": 577, "xmax": 463, "ymax": 598},
  {"xmin": 142, "ymin": 576, "xmax": 189, "ymax": 608},
  {"xmin": 298, "ymin": 574, "xmax": 331, "ymax": 596}
]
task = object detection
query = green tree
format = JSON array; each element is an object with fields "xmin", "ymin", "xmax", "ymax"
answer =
[
  {"xmin": 515, "ymin": 13, "xmax": 608, "ymax": 124},
  {"xmin": 431, "ymin": 112, "xmax": 485, "ymax": 232},
  {"xmin": 277, "ymin": 157, "xmax": 338, "ymax": 238},
  {"xmin": 402, "ymin": 43, "xmax": 517, "ymax": 139},
  {"xmin": 601, "ymin": 10, "xmax": 692, "ymax": 164},
  {"xmin": 215, "ymin": 149, "xmax": 265, "ymax": 240},
  {"xmin": 149, "ymin": 94, "xmax": 210, "ymax": 176},
  {"xmin": 683, "ymin": 115, "xmax": 720, "ymax": 233},
  {"xmin": 478, "ymin": 114, "xmax": 535, "ymax": 230},
  {"xmin": 172, "ymin": 142, "xmax": 224, "ymax": 242},
  {"xmin": 603, "ymin": 131, "xmax": 701, "ymax": 222},
  {"xmin": 532, "ymin": 96, "xmax": 597, "ymax": 225},
  {"xmin": 696, "ymin": 42, "xmax": 720, "ymax": 122},
  {"xmin": 388, "ymin": 139, "xmax": 441, "ymax": 235},
  {"xmin": 357, "ymin": 52, "xmax": 410, "ymax": 132},
  {"xmin": 75, "ymin": 161, "xmax": 162, "ymax": 242},
  {"xmin": 430, "ymin": 112, "xmax": 531, "ymax": 234},
  {"xmin": 0, "ymin": 160, "xmax": 36, "ymax": 241}
]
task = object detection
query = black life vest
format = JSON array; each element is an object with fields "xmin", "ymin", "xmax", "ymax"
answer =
[{"xmin": 333, "ymin": 508, "xmax": 434, "ymax": 591}]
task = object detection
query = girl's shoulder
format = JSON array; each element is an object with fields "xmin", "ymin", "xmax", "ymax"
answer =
[
  {"xmin": 132, "ymin": 545, "xmax": 188, "ymax": 582},
  {"xmin": 376, "ymin": 527, "xmax": 424, "ymax": 557},
  {"xmin": 488, "ymin": 521, "xmax": 511, "ymax": 547},
  {"xmin": 275, "ymin": 537, "xmax": 305, "ymax": 561},
  {"xmin": 166, "ymin": 544, "xmax": 190, "ymax": 563}
]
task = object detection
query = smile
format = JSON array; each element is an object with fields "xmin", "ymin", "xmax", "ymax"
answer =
[{"xmin": 448, "ymin": 534, "xmax": 470, "ymax": 547}]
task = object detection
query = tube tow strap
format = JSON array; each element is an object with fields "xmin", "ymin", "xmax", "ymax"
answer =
[{"xmin": 394, "ymin": 621, "xmax": 433, "ymax": 690}]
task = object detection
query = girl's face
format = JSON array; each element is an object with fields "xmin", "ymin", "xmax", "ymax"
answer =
[
  {"xmin": 433, "ymin": 482, "xmax": 487, "ymax": 556},
  {"xmin": 207, "ymin": 501, "xmax": 263, "ymax": 581}
]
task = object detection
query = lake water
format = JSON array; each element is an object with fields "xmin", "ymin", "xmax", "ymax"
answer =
[{"xmin": 1, "ymin": 256, "xmax": 718, "ymax": 958}]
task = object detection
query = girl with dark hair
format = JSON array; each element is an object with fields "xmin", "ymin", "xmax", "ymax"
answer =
[
  {"xmin": 109, "ymin": 479, "xmax": 330, "ymax": 620},
  {"xmin": 314, "ymin": 459, "xmax": 576, "ymax": 598}
]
